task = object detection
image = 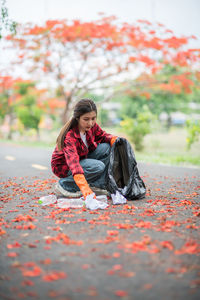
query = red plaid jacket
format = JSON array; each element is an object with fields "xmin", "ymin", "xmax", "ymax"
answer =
[{"xmin": 51, "ymin": 123, "xmax": 113, "ymax": 178}]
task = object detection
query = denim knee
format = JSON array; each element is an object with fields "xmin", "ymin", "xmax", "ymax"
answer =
[
  {"xmin": 88, "ymin": 143, "xmax": 111, "ymax": 161},
  {"xmin": 97, "ymin": 143, "xmax": 111, "ymax": 154},
  {"xmin": 83, "ymin": 160, "xmax": 105, "ymax": 175},
  {"xmin": 96, "ymin": 160, "xmax": 105, "ymax": 174}
]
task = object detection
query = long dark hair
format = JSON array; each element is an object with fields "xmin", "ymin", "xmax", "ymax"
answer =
[{"xmin": 56, "ymin": 98, "xmax": 97, "ymax": 151}]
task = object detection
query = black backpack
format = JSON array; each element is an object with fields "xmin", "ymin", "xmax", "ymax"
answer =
[{"xmin": 107, "ymin": 138, "xmax": 146, "ymax": 200}]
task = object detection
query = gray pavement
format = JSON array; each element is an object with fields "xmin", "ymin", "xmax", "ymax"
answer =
[{"xmin": 0, "ymin": 141, "xmax": 200, "ymax": 300}]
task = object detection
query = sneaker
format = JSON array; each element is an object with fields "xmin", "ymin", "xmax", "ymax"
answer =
[
  {"xmin": 90, "ymin": 186, "xmax": 109, "ymax": 196},
  {"xmin": 55, "ymin": 182, "xmax": 82, "ymax": 198}
]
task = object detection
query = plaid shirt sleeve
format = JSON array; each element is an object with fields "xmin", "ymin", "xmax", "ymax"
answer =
[
  {"xmin": 51, "ymin": 145, "xmax": 70, "ymax": 178},
  {"xmin": 92, "ymin": 123, "xmax": 113, "ymax": 144},
  {"xmin": 63, "ymin": 135, "xmax": 84, "ymax": 176}
]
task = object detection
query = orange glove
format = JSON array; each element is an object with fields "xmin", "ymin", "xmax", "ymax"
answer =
[
  {"xmin": 110, "ymin": 136, "xmax": 118, "ymax": 147},
  {"xmin": 73, "ymin": 174, "xmax": 94, "ymax": 199}
]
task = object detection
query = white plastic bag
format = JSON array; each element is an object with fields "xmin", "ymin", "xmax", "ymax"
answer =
[
  {"xmin": 111, "ymin": 190, "xmax": 127, "ymax": 205},
  {"xmin": 96, "ymin": 195, "xmax": 108, "ymax": 203},
  {"xmin": 85, "ymin": 193, "xmax": 108, "ymax": 210}
]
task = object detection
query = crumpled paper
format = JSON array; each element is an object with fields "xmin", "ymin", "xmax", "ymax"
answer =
[
  {"xmin": 111, "ymin": 190, "xmax": 127, "ymax": 205},
  {"xmin": 85, "ymin": 193, "xmax": 108, "ymax": 210}
]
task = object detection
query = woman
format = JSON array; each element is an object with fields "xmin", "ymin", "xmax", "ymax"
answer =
[{"xmin": 51, "ymin": 99, "xmax": 117, "ymax": 199}]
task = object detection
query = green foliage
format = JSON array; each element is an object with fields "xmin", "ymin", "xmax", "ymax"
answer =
[
  {"xmin": 0, "ymin": 0, "xmax": 17, "ymax": 39},
  {"xmin": 83, "ymin": 93, "xmax": 102, "ymax": 103},
  {"xmin": 21, "ymin": 95, "xmax": 35, "ymax": 106},
  {"xmin": 15, "ymin": 87, "xmax": 43, "ymax": 132},
  {"xmin": 16, "ymin": 105, "xmax": 42, "ymax": 130},
  {"xmin": 16, "ymin": 99, "xmax": 43, "ymax": 131},
  {"xmin": 0, "ymin": 89, "xmax": 16, "ymax": 122},
  {"xmin": 116, "ymin": 90, "xmax": 193, "ymax": 122},
  {"xmin": 98, "ymin": 108, "xmax": 109, "ymax": 126},
  {"xmin": 186, "ymin": 120, "xmax": 200, "ymax": 150},
  {"xmin": 116, "ymin": 95, "xmax": 147, "ymax": 119},
  {"xmin": 16, "ymin": 82, "xmax": 35, "ymax": 95},
  {"xmin": 120, "ymin": 106, "xmax": 155, "ymax": 151},
  {"xmin": 55, "ymin": 86, "xmax": 64, "ymax": 97},
  {"xmin": 0, "ymin": 93, "xmax": 9, "ymax": 120}
]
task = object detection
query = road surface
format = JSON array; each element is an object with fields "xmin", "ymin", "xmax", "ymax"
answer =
[{"xmin": 0, "ymin": 141, "xmax": 200, "ymax": 300}]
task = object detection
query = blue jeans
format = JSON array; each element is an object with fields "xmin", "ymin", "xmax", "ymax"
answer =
[{"xmin": 59, "ymin": 143, "xmax": 111, "ymax": 192}]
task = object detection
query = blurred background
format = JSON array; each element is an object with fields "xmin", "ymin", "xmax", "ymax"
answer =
[{"xmin": 0, "ymin": 0, "xmax": 200, "ymax": 167}]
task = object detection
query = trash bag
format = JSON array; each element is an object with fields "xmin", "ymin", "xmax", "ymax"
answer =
[{"xmin": 107, "ymin": 137, "xmax": 146, "ymax": 200}]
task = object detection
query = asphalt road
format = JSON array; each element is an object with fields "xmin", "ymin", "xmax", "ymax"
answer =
[
  {"xmin": 0, "ymin": 142, "xmax": 53, "ymax": 179},
  {"xmin": 0, "ymin": 141, "xmax": 200, "ymax": 300}
]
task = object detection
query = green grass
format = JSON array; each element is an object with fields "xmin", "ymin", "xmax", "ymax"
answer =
[
  {"xmin": 135, "ymin": 151, "xmax": 200, "ymax": 167},
  {"xmin": 0, "ymin": 138, "xmax": 54, "ymax": 149}
]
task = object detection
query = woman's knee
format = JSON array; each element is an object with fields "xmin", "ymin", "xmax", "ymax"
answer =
[
  {"xmin": 94, "ymin": 143, "xmax": 111, "ymax": 159},
  {"xmin": 96, "ymin": 160, "xmax": 105, "ymax": 173},
  {"xmin": 81, "ymin": 159, "xmax": 105, "ymax": 175},
  {"xmin": 98, "ymin": 143, "xmax": 111, "ymax": 152},
  {"xmin": 90, "ymin": 160, "xmax": 105, "ymax": 175}
]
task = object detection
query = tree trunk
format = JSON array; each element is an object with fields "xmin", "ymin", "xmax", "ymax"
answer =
[
  {"xmin": 7, "ymin": 113, "xmax": 14, "ymax": 140},
  {"xmin": 61, "ymin": 96, "xmax": 72, "ymax": 124},
  {"xmin": 7, "ymin": 128, "xmax": 12, "ymax": 140},
  {"xmin": 166, "ymin": 114, "xmax": 172, "ymax": 129},
  {"xmin": 36, "ymin": 128, "xmax": 40, "ymax": 141}
]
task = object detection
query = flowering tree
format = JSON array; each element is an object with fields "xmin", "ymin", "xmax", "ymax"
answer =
[
  {"xmin": 118, "ymin": 64, "xmax": 200, "ymax": 117},
  {"xmin": 4, "ymin": 16, "xmax": 200, "ymax": 123}
]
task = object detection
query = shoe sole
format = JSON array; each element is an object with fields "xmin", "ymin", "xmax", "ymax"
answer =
[
  {"xmin": 55, "ymin": 183, "xmax": 82, "ymax": 198},
  {"xmin": 90, "ymin": 186, "xmax": 109, "ymax": 196}
]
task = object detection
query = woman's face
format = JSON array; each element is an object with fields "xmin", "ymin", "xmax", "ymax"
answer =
[{"xmin": 78, "ymin": 111, "xmax": 97, "ymax": 133}]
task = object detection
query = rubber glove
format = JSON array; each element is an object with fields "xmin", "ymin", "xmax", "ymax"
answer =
[
  {"xmin": 73, "ymin": 174, "xmax": 95, "ymax": 199},
  {"xmin": 110, "ymin": 136, "xmax": 118, "ymax": 147}
]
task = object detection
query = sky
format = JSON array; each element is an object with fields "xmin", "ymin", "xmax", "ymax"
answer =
[{"xmin": 5, "ymin": 0, "xmax": 200, "ymax": 48}]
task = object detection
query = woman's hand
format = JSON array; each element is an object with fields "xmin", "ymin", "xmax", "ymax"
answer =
[
  {"xmin": 73, "ymin": 174, "xmax": 96, "ymax": 199},
  {"xmin": 110, "ymin": 136, "xmax": 118, "ymax": 147}
]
